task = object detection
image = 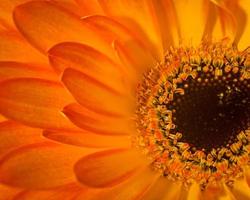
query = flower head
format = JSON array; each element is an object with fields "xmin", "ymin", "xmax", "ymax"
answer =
[{"xmin": 0, "ymin": 0, "xmax": 249, "ymax": 199}]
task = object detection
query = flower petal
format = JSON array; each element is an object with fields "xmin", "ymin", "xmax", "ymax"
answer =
[
  {"xmin": 113, "ymin": 39, "xmax": 156, "ymax": 77},
  {"xmin": 75, "ymin": 166, "xmax": 159, "ymax": 200},
  {"xmin": 62, "ymin": 68, "xmax": 133, "ymax": 115},
  {"xmin": 98, "ymin": 0, "xmax": 163, "ymax": 59},
  {"xmin": 13, "ymin": 1, "xmax": 114, "ymax": 58},
  {"xmin": 175, "ymin": 0, "xmax": 206, "ymax": 44},
  {"xmin": 63, "ymin": 103, "xmax": 134, "ymax": 135},
  {"xmin": 229, "ymin": 179, "xmax": 250, "ymax": 200},
  {"xmin": 0, "ymin": 121, "xmax": 42, "ymax": 159},
  {"xmin": 0, "ymin": 78, "xmax": 78, "ymax": 130},
  {"xmin": 0, "ymin": 184, "xmax": 23, "ymax": 200},
  {"xmin": 43, "ymin": 129, "xmax": 130, "ymax": 148},
  {"xmin": 13, "ymin": 184, "xmax": 82, "ymax": 200},
  {"xmin": 48, "ymin": 42, "xmax": 128, "ymax": 92},
  {"xmin": 0, "ymin": 142, "xmax": 94, "ymax": 189},
  {"xmin": 74, "ymin": 148, "xmax": 147, "ymax": 188},
  {"xmin": 0, "ymin": 61, "xmax": 57, "ymax": 81},
  {"xmin": 140, "ymin": 177, "xmax": 182, "ymax": 200},
  {"xmin": 75, "ymin": 0, "xmax": 103, "ymax": 15},
  {"xmin": 0, "ymin": 31, "xmax": 47, "ymax": 64}
]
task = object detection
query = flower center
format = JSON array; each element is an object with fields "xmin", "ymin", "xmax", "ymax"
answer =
[{"xmin": 134, "ymin": 40, "xmax": 250, "ymax": 189}]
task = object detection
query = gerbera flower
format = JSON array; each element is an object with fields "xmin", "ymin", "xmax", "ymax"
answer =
[{"xmin": 0, "ymin": 0, "xmax": 249, "ymax": 199}]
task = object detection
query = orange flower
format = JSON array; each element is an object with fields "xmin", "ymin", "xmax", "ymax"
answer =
[{"xmin": 0, "ymin": 0, "xmax": 249, "ymax": 199}]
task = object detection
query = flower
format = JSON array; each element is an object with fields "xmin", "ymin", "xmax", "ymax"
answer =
[{"xmin": 0, "ymin": 0, "xmax": 249, "ymax": 199}]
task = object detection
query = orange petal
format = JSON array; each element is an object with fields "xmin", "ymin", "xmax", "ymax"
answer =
[
  {"xmin": 82, "ymin": 15, "xmax": 152, "ymax": 57},
  {"xmin": 0, "ymin": 184, "xmax": 23, "ymax": 200},
  {"xmin": 75, "ymin": 166, "xmax": 159, "ymax": 200},
  {"xmin": 13, "ymin": 184, "xmax": 83, "ymax": 200},
  {"xmin": 229, "ymin": 179, "xmax": 250, "ymax": 200},
  {"xmin": 13, "ymin": 1, "xmax": 114, "ymax": 58},
  {"xmin": 43, "ymin": 129, "xmax": 131, "ymax": 148},
  {"xmin": 74, "ymin": 148, "xmax": 147, "ymax": 188},
  {"xmin": 0, "ymin": 78, "xmax": 78, "ymax": 130},
  {"xmin": 98, "ymin": 0, "xmax": 163, "ymax": 59},
  {"xmin": 62, "ymin": 68, "xmax": 133, "ymax": 115},
  {"xmin": 0, "ymin": 121, "xmax": 42, "ymax": 159},
  {"xmin": 0, "ymin": 31, "xmax": 47, "ymax": 64},
  {"xmin": 0, "ymin": 61, "xmax": 57, "ymax": 81},
  {"xmin": 140, "ymin": 177, "xmax": 182, "ymax": 200},
  {"xmin": 246, "ymin": 168, "xmax": 250, "ymax": 187},
  {"xmin": 150, "ymin": 0, "xmax": 180, "ymax": 51},
  {"xmin": 238, "ymin": 0, "xmax": 250, "ymax": 49},
  {"xmin": 75, "ymin": 0, "xmax": 104, "ymax": 15},
  {"xmin": 0, "ymin": 142, "xmax": 95, "ymax": 189},
  {"xmin": 48, "ymin": 42, "xmax": 128, "ymax": 92},
  {"xmin": 113, "ymin": 39, "xmax": 156, "ymax": 77},
  {"xmin": 63, "ymin": 103, "xmax": 134, "ymax": 135},
  {"xmin": 175, "ymin": 0, "xmax": 207, "ymax": 44},
  {"xmin": 0, "ymin": 0, "xmax": 31, "ymax": 30}
]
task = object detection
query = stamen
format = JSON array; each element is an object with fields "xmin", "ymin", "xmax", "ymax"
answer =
[{"xmin": 134, "ymin": 39, "xmax": 250, "ymax": 189}]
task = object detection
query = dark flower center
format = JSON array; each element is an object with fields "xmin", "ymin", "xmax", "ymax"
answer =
[
  {"xmin": 169, "ymin": 72, "xmax": 250, "ymax": 152},
  {"xmin": 134, "ymin": 41, "xmax": 250, "ymax": 189}
]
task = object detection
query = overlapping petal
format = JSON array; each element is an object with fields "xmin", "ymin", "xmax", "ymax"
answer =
[
  {"xmin": 0, "ymin": 78, "xmax": 78, "ymax": 130},
  {"xmin": 0, "ymin": 141, "xmax": 95, "ymax": 189},
  {"xmin": 74, "ymin": 148, "xmax": 148, "ymax": 188}
]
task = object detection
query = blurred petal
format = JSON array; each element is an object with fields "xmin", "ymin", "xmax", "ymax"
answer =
[
  {"xmin": 0, "ymin": 61, "xmax": 57, "ymax": 81},
  {"xmin": 140, "ymin": 177, "xmax": 182, "ymax": 200},
  {"xmin": 0, "ymin": 142, "xmax": 95, "ymax": 189},
  {"xmin": 74, "ymin": 148, "xmax": 147, "ymax": 188},
  {"xmin": 76, "ymin": 166, "xmax": 159, "ymax": 200},
  {"xmin": 62, "ymin": 68, "xmax": 133, "ymax": 115},
  {"xmin": 13, "ymin": 1, "xmax": 115, "ymax": 58},
  {"xmin": 48, "ymin": 42, "xmax": 128, "ymax": 92},
  {"xmin": 43, "ymin": 129, "xmax": 131, "ymax": 148},
  {"xmin": 229, "ymin": 179, "xmax": 250, "ymax": 200},
  {"xmin": 0, "ymin": 78, "xmax": 78, "ymax": 130},
  {"xmin": 113, "ymin": 39, "xmax": 156, "ymax": 76},
  {"xmin": 0, "ymin": 121, "xmax": 42, "ymax": 158},
  {"xmin": 63, "ymin": 103, "xmax": 134, "ymax": 135},
  {"xmin": 98, "ymin": 0, "xmax": 163, "ymax": 59},
  {"xmin": 13, "ymin": 184, "xmax": 82, "ymax": 200},
  {"xmin": 0, "ymin": 31, "xmax": 47, "ymax": 64},
  {"xmin": 75, "ymin": 0, "xmax": 103, "ymax": 15},
  {"xmin": 239, "ymin": 0, "xmax": 250, "ymax": 49},
  {"xmin": 0, "ymin": 184, "xmax": 23, "ymax": 200}
]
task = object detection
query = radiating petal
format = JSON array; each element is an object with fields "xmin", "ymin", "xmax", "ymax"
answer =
[
  {"xmin": 239, "ymin": 0, "xmax": 250, "ymax": 49},
  {"xmin": 175, "ymin": 0, "xmax": 206, "ymax": 44},
  {"xmin": 74, "ymin": 148, "xmax": 147, "ymax": 188},
  {"xmin": 0, "ymin": 0, "xmax": 31, "ymax": 30},
  {"xmin": 0, "ymin": 61, "xmax": 57, "ymax": 81},
  {"xmin": 0, "ymin": 78, "xmax": 78, "ymax": 130},
  {"xmin": 76, "ymin": 166, "xmax": 159, "ymax": 200},
  {"xmin": 13, "ymin": 184, "xmax": 82, "ymax": 200},
  {"xmin": 13, "ymin": 1, "xmax": 114, "ymax": 58},
  {"xmin": 63, "ymin": 103, "xmax": 134, "ymax": 135},
  {"xmin": 0, "ymin": 142, "xmax": 95, "ymax": 189},
  {"xmin": 82, "ymin": 15, "xmax": 157, "ymax": 66},
  {"xmin": 48, "ymin": 42, "xmax": 128, "ymax": 92},
  {"xmin": 140, "ymin": 177, "xmax": 182, "ymax": 200},
  {"xmin": 0, "ymin": 31, "xmax": 47, "ymax": 64},
  {"xmin": 74, "ymin": 0, "xmax": 103, "ymax": 15},
  {"xmin": 43, "ymin": 129, "xmax": 131, "ymax": 148},
  {"xmin": 98, "ymin": 0, "xmax": 163, "ymax": 59},
  {"xmin": 229, "ymin": 179, "xmax": 250, "ymax": 200},
  {"xmin": 0, "ymin": 184, "xmax": 23, "ymax": 200},
  {"xmin": 62, "ymin": 68, "xmax": 133, "ymax": 115},
  {"xmin": 113, "ymin": 39, "xmax": 156, "ymax": 77},
  {"xmin": 0, "ymin": 121, "xmax": 42, "ymax": 158}
]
